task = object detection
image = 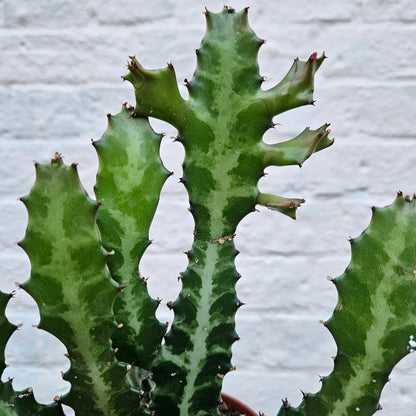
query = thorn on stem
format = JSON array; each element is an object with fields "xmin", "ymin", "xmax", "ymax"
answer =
[
  {"xmin": 117, "ymin": 283, "xmax": 127, "ymax": 291},
  {"xmin": 309, "ymin": 52, "xmax": 318, "ymax": 61}
]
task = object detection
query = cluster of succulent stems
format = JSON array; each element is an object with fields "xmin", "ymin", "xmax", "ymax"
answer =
[{"xmin": 1, "ymin": 6, "xmax": 416, "ymax": 416}]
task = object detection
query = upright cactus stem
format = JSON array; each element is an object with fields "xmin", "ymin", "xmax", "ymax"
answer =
[
  {"xmin": 93, "ymin": 105, "xmax": 169, "ymax": 368},
  {"xmin": 277, "ymin": 194, "xmax": 416, "ymax": 416},
  {"xmin": 18, "ymin": 154, "xmax": 142, "ymax": 415}
]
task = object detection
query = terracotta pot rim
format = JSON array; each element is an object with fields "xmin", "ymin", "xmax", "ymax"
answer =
[{"xmin": 221, "ymin": 392, "xmax": 258, "ymax": 416}]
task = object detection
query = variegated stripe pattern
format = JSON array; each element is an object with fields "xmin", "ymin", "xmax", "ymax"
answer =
[
  {"xmin": 18, "ymin": 157, "xmax": 141, "ymax": 416},
  {"xmin": 126, "ymin": 7, "xmax": 331, "ymax": 416},
  {"xmin": 278, "ymin": 195, "xmax": 416, "ymax": 416},
  {"xmin": 94, "ymin": 106, "xmax": 169, "ymax": 367}
]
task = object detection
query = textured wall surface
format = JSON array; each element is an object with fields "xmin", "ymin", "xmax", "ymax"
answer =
[{"xmin": 1, "ymin": 0, "xmax": 416, "ymax": 415}]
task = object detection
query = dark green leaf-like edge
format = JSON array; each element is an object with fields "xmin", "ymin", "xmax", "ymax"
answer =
[
  {"xmin": 278, "ymin": 194, "xmax": 416, "ymax": 416},
  {"xmin": 93, "ymin": 105, "xmax": 169, "ymax": 369},
  {"xmin": 19, "ymin": 156, "xmax": 142, "ymax": 416}
]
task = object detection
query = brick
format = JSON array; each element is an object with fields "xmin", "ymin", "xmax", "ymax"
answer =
[
  {"xmin": 3, "ymin": 0, "xmax": 90, "ymax": 28},
  {"xmin": 5, "ymin": 319, "xmax": 68, "ymax": 366},
  {"xmin": 233, "ymin": 314, "xmax": 336, "ymax": 371},
  {"xmin": 223, "ymin": 369, "xmax": 327, "ymax": 416},
  {"xmin": 379, "ymin": 371, "xmax": 416, "ymax": 414},
  {"xmin": 0, "ymin": 27, "xmax": 189, "ymax": 87},
  {"xmin": 0, "ymin": 200, "xmax": 27, "ymax": 249},
  {"xmin": 0, "ymin": 85, "xmax": 134, "ymax": 141},
  {"xmin": 139, "ymin": 254, "xmax": 189, "ymax": 309},
  {"xmin": 235, "ymin": 254, "xmax": 343, "ymax": 314},
  {"xmin": 234, "ymin": 197, "xmax": 371, "ymax": 257},
  {"xmin": 0, "ymin": 253, "xmax": 28, "ymax": 294},
  {"xmin": 253, "ymin": 1, "xmax": 355, "ymax": 23},
  {"xmin": 1, "ymin": 87, "xmax": 86, "ymax": 140},
  {"xmin": 2, "ymin": 363, "xmax": 70, "ymax": 403},
  {"xmin": 353, "ymin": 85, "xmax": 416, "ymax": 137},
  {"xmin": 298, "ymin": 138, "xmax": 416, "ymax": 199},
  {"xmin": 314, "ymin": 26, "xmax": 416, "ymax": 81}
]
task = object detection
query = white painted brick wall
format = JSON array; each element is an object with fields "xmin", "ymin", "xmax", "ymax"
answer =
[{"xmin": 1, "ymin": 0, "xmax": 416, "ymax": 415}]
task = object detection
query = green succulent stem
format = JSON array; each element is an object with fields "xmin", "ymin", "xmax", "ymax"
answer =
[
  {"xmin": 257, "ymin": 194, "xmax": 305, "ymax": 219},
  {"xmin": 93, "ymin": 105, "xmax": 169, "ymax": 368},
  {"xmin": 151, "ymin": 235, "xmax": 240, "ymax": 415},
  {"xmin": 6, "ymin": 5, "xmax": 408, "ymax": 416},
  {"xmin": 124, "ymin": 61, "xmax": 188, "ymax": 129},
  {"xmin": 18, "ymin": 155, "xmax": 141, "ymax": 416},
  {"xmin": 258, "ymin": 53, "xmax": 326, "ymax": 117},
  {"xmin": 125, "ymin": 7, "xmax": 329, "ymax": 416},
  {"xmin": 262, "ymin": 124, "xmax": 333, "ymax": 167},
  {"xmin": 278, "ymin": 194, "xmax": 416, "ymax": 416}
]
